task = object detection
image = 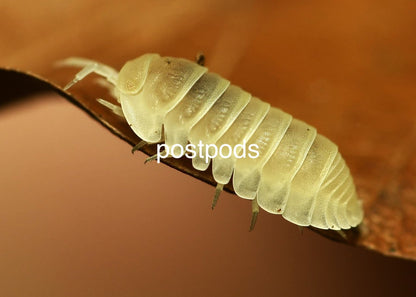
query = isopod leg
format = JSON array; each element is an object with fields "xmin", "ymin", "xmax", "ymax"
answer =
[
  {"xmin": 97, "ymin": 98, "xmax": 124, "ymax": 117},
  {"xmin": 250, "ymin": 197, "xmax": 260, "ymax": 231},
  {"xmin": 58, "ymin": 57, "xmax": 118, "ymax": 90},
  {"xmin": 335, "ymin": 229, "xmax": 347, "ymax": 240},
  {"xmin": 144, "ymin": 154, "xmax": 159, "ymax": 164},
  {"xmin": 131, "ymin": 140, "xmax": 148, "ymax": 154},
  {"xmin": 212, "ymin": 183, "xmax": 224, "ymax": 210},
  {"xmin": 95, "ymin": 78, "xmax": 120, "ymax": 101},
  {"xmin": 144, "ymin": 149, "xmax": 172, "ymax": 164},
  {"xmin": 131, "ymin": 141, "xmax": 172, "ymax": 163}
]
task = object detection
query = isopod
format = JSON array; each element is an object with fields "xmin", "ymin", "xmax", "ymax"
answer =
[{"xmin": 59, "ymin": 53, "xmax": 364, "ymax": 231}]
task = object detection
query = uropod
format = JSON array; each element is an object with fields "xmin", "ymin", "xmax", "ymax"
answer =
[{"xmin": 60, "ymin": 53, "xmax": 364, "ymax": 231}]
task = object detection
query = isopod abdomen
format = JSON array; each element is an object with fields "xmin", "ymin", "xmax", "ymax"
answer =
[{"xmin": 60, "ymin": 53, "xmax": 364, "ymax": 230}]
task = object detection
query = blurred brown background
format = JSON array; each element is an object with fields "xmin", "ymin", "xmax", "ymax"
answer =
[{"xmin": 1, "ymin": 0, "xmax": 415, "ymax": 296}]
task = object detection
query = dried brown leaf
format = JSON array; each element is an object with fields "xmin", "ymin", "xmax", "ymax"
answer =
[{"xmin": 1, "ymin": 0, "xmax": 415, "ymax": 261}]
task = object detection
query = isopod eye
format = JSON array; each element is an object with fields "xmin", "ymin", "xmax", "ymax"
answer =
[{"xmin": 117, "ymin": 53, "xmax": 159, "ymax": 94}]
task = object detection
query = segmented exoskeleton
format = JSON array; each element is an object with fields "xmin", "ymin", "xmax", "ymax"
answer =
[{"xmin": 60, "ymin": 53, "xmax": 364, "ymax": 230}]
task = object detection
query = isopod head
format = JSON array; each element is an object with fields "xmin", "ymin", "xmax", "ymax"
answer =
[
  {"xmin": 117, "ymin": 53, "xmax": 159, "ymax": 95},
  {"xmin": 116, "ymin": 53, "xmax": 161, "ymax": 142},
  {"xmin": 117, "ymin": 54, "xmax": 207, "ymax": 143}
]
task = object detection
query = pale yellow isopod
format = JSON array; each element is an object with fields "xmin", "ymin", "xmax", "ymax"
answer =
[{"xmin": 59, "ymin": 53, "xmax": 364, "ymax": 231}]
